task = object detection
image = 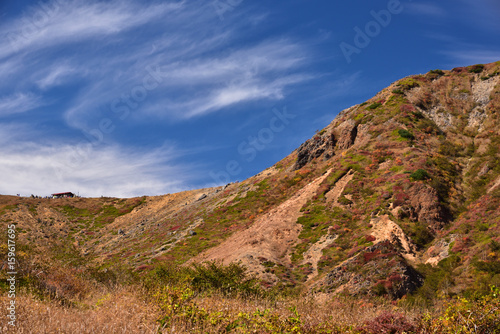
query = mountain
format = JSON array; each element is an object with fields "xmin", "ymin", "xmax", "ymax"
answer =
[{"xmin": 2, "ymin": 61, "xmax": 500, "ymax": 332}]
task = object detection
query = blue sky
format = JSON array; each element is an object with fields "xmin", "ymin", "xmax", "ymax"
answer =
[{"xmin": 0, "ymin": 0, "xmax": 499, "ymax": 197}]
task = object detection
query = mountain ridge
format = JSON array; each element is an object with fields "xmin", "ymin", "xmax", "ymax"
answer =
[{"xmin": 2, "ymin": 60, "xmax": 500, "ymax": 332}]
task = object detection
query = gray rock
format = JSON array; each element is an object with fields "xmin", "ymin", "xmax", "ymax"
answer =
[{"xmin": 478, "ymin": 164, "xmax": 490, "ymax": 177}]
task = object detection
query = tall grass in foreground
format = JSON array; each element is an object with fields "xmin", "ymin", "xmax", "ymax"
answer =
[
  {"xmin": 0, "ymin": 286, "xmax": 160, "ymax": 333},
  {"xmin": 1, "ymin": 262, "xmax": 498, "ymax": 333}
]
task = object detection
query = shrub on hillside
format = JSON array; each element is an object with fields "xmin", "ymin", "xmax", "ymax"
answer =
[
  {"xmin": 429, "ymin": 69, "xmax": 444, "ymax": 76},
  {"xmin": 410, "ymin": 169, "xmax": 430, "ymax": 181},
  {"xmin": 357, "ymin": 311, "xmax": 416, "ymax": 334},
  {"xmin": 428, "ymin": 69, "xmax": 445, "ymax": 81},
  {"xmin": 367, "ymin": 102, "xmax": 382, "ymax": 110},
  {"xmin": 410, "ymin": 223, "xmax": 434, "ymax": 249},
  {"xmin": 190, "ymin": 261, "xmax": 261, "ymax": 297},
  {"xmin": 468, "ymin": 64, "xmax": 485, "ymax": 73},
  {"xmin": 474, "ymin": 260, "xmax": 500, "ymax": 274},
  {"xmin": 398, "ymin": 129, "xmax": 415, "ymax": 140},
  {"xmin": 400, "ymin": 104, "xmax": 415, "ymax": 113},
  {"xmin": 146, "ymin": 261, "xmax": 262, "ymax": 298}
]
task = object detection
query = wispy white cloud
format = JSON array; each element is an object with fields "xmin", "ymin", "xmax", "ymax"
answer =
[
  {"xmin": 160, "ymin": 72, "xmax": 314, "ymax": 119},
  {"xmin": 406, "ymin": 3, "xmax": 446, "ymax": 17},
  {"xmin": 0, "ymin": 0, "xmax": 184, "ymax": 60},
  {"xmin": 0, "ymin": 0, "xmax": 317, "ymax": 197},
  {"xmin": 454, "ymin": 0, "xmax": 500, "ymax": 31},
  {"xmin": 62, "ymin": 35, "xmax": 312, "ymax": 127},
  {"xmin": 1, "ymin": 0, "xmax": 313, "ymax": 130},
  {"xmin": 0, "ymin": 92, "xmax": 43, "ymax": 116},
  {"xmin": 440, "ymin": 48, "xmax": 500, "ymax": 67},
  {"xmin": 0, "ymin": 140, "xmax": 195, "ymax": 198},
  {"xmin": 35, "ymin": 62, "xmax": 83, "ymax": 89}
]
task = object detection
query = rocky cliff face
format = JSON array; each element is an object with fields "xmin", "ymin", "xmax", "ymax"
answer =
[{"xmin": 293, "ymin": 118, "xmax": 360, "ymax": 170}]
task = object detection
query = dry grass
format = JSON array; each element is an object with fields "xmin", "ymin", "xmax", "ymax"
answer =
[
  {"xmin": 1, "ymin": 287, "xmax": 425, "ymax": 333},
  {"xmin": 194, "ymin": 293, "xmax": 419, "ymax": 327},
  {"xmin": 153, "ymin": 288, "xmax": 425, "ymax": 333},
  {"xmin": 1, "ymin": 286, "xmax": 160, "ymax": 333}
]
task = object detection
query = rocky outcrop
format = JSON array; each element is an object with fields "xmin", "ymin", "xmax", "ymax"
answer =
[
  {"xmin": 294, "ymin": 132, "xmax": 336, "ymax": 170},
  {"xmin": 472, "ymin": 76, "xmax": 498, "ymax": 106},
  {"xmin": 393, "ymin": 183, "xmax": 450, "ymax": 231},
  {"xmin": 293, "ymin": 119, "xmax": 359, "ymax": 170},
  {"xmin": 466, "ymin": 107, "xmax": 487, "ymax": 132},
  {"xmin": 319, "ymin": 242, "xmax": 423, "ymax": 299},
  {"xmin": 424, "ymin": 234, "xmax": 458, "ymax": 266},
  {"xmin": 334, "ymin": 119, "xmax": 358, "ymax": 150}
]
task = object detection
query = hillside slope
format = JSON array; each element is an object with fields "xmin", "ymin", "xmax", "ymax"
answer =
[{"xmin": 2, "ymin": 61, "xmax": 500, "ymax": 304}]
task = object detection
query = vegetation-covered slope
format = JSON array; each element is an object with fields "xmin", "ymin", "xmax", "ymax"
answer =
[{"xmin": 2, "ymin": 61, "xmax": 500, "ymax": 333}]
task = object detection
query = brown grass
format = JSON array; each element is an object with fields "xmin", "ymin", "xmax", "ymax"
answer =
[
  {"xmin": 1, "ymin": 286, "xmax": 160, "ymax": 333},
  {"xmin": 1, "ymin": 284, "xmax": 430, "ymax": 334}
]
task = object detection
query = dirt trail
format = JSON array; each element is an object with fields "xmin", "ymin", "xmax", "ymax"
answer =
[
  {"xmin": 325, "ymin": 170, "xmax": 354, "ymax": 204},
  {"xmin": 488, "ymin": 176, "xmax": 500, "ymax": 193},
  {"xmin": 298, "ymin": 170, "xmax": 354, "ymax": 282},
  {"xmin": 302, "ymin": 234, "xmax": 338, "ymax": 281},
  {"xmin": 192, "ymin": 170, "xmax": 332, "ymax": 278}
]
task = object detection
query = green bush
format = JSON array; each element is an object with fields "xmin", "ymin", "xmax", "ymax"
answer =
[
  {"xmin": 397, "ymin": 78, "xmax": 420, "ymax": 91},
  {"xmin": 474, "ymin": 261, "xmax": 500, "ymax": 274},
  {"xmin": 398, "ymin": 129, "xmax": 415, "ymax": 140},
  {"xmin": 410, "ymin": 169, "xmax": 430, "ymax": 181},
  {"xmin": 429, "ymin": 69, "xmax": 444, "ymax": 76},
  {"xmin": 490, "ymin": 240, "xmax": 500, "ymax": 252},
  {"xmin": 145, "ymin": 261, "xmax": 262, "ymax": 297},
  {"xmin": 411, "ymin": 223, "xmax": 434, "ymax": 248},
  {"xmin": 409, "ymin": 255, "xmax": 461, "ymax": 305},
  {"xmin": 468, "ymin": 64, "xmax": 485, "ymax": 73},
  {"xmin": 338, "ymin": 195, "xmax": 353, "ymax": 205},
  {"xmin": 190, "ymin": 262, "xmax": 261, "ymax": 297},
  {"xmin": 367, "ymin": 102, "xmax": 382, "ymax": 110}
]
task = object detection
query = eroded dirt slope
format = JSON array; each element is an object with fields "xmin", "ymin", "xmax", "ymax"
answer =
[{"xmin": 193, "ymin": 170, "xmax": 333, "ymax": 282}]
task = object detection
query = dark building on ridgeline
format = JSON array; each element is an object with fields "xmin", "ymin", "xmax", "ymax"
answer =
[{"xmin": 51, "ymin": 192, "xmax": 75, "ymax": 199}]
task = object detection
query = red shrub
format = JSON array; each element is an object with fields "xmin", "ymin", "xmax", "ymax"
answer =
[
  {"xmin": 393, "ymin": 192, "xmax": 409, "ymax": 207},
  {"xmin": 365, "ymin": 235, "xmax": 376, "ymax": 242},
  {"xmin": 363, "ymin": 250, "xmax": 380, "ymax": 263},
  {"xmin": 135, "ymin": 264, "xmax": 152, "ymax": 271},
  {"xmin": 347, "ymin": 246, "xmax": 362, "ymax": 257},
  {"xmin": 357, "ymin": 311, "xmax": 415, "ymax": 334},
  {"xmin": 400, "ymin": 104, "xmax": 415, "ymax": 112},
  {"xmin": 389, "ymin": 274, "xmax": 403, "ymax": 282},
  {"xmin": 452, "ymin": 66, "xmax": 466, "ymax": 73}
]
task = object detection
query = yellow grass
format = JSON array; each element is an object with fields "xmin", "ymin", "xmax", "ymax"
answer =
[
  {"xmin": 1, "ymin": 286, "xmax": 160, "ymax": 333},
  {"xmin": 2, "ymin": 286, "xmax": 425, "ymax": 333}
]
